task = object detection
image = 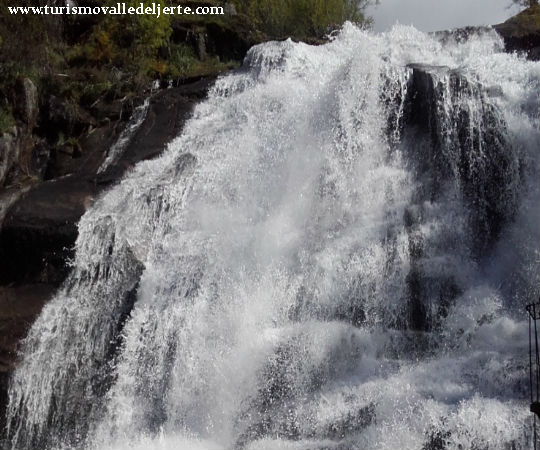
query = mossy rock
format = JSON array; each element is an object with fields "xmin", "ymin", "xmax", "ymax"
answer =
[
  {"xmin": 495, "ymin": 3, "xmax": 540, "ymax": 38},
  {"xmin": 494, "ymin": 3, "xmax": 540, "ymax": 59}
]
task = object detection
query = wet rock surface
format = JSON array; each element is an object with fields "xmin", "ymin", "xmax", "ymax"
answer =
[
  {"xmin": 0, "ymin": 3, "xmax": 537, "ymax": 437},
  {"xmin": 432, "ymin": 5, "xmax": 540, "ymax": 61},
  {"xmin": 0, "ymin": 77, "xmax": 217, "ymax": 416},
  {"xmin": 97, "ymin": 78, "xmax": 215, "ymax": 186},
  {"xmin": 494, "ymin": 3, "xmax": 540, "ymax": 60}
]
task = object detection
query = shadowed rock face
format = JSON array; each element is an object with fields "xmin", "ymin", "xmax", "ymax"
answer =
[
  {"xmin": 0, "ymin": 78, "xmax": 40, "ymax": 189},
  {"xmin": 0, "ymin": 78, "xmax": 216, "ymax": 420},
  {"xmin": 396, "ymin": 63, "xmax": 518, "ymax": 333},
  {"xmin": 432, "ymin": 5, "xmax": 540, "ymax": 61},
  {"xmin": 494, "ymin": 3, "xmax": 540, "ymax": 60},
  {"xmin": 0, "ymin": 78, "xmax": 216, "ymax": 286},
  {"xmin": 0, "ymin": 7, "xmax": 536, "ymax": 445}
]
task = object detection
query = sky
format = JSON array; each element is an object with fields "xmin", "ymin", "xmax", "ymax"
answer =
[{"xmin": 366, "ymin": 0, "xmax": 523, "ymax": 32}]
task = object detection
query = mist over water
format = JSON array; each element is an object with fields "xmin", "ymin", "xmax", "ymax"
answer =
[{"xmin": 5, "ymin": 24, "xmax": 540, "ymax": 450}]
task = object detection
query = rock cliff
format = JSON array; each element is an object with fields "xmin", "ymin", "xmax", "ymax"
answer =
[
  {"xmin": 494, "ymin": 3, "xmax": 540, "ymax": 60},
  {"xmin": 0, "ymin": 2, "xmax": 538, "ymax": 431}
]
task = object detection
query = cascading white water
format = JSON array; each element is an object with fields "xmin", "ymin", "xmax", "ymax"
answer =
[
  {"xmin": 98, "ymin": 98, "xmax": 151, "ymax": 173},
  {"xmin": 5, "ymin": 24, "xmax": 540, "ymax": 450}
]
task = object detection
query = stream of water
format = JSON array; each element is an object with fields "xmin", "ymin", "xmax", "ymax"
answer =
[{"xmin": 5, "ymin": 24, "xmax": 540, "ymax": 450}]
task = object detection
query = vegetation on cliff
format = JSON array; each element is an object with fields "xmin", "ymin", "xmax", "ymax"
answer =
[
  {"xmin": 231, "ymin": 0, "xmax": 371, "ymax": 38},
  {"xmin": 494, "ymin": 2, "xmax": 540, "ymax": 60},
  {"xmin": 0, "ymin": 0, "xmax": 368, "ymax": 126},
  {"xmin": 0, "ymin": 0, "xmax": 371, "ymax": 191},
  {"xmin": 0, "ymin": 1, "xmax": 371, "ymax": 412}
]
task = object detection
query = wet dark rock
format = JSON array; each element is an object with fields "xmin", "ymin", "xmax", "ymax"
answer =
[
  {"xmin": 404, "ymin": 64, "xmax": 518, "ymax": 254},
  {"xmin": 45, "ymin": 248, "xmax": 146, "ymax": 449},
  {"xmin": 323, "ymin": 403, "xmax": 376, "ymax": 440},
  {"xmin": 405, "ymin": 64, "xmax": 447, "ymax": 139},
  {"xmin": 407, "ymin": 268, "xmax": 429, "ymax": 332},
  {"xmin": 235, "ymin": 332, "xmax": 367, "ymax": 447},
  {"xmin": 97, "ymin": 78, "xmax": 214, "ymax": 186},
  {"xmin": 0, "ymin": 79, "xmax": 216, "ymax": 419},
  {"xmin": 1, "ymin": 79, "xmax": 215, "ymax": 288},
  {"xmin": 423, "ymin": 429, "xmax": 452, "ymax": 450},
  {"xmin": 44, "ymin": 124, "xmax": 114, "ymax": 181},
  {"xmin": 0, "ymin": 284, "xmax": 55, "ymax": 373},
  {"xmin": 0, "ymin": 176, "xmax": 97, "ymax": 286},
  {"xmin": 397, "ymin": 63, "xmax": 517, "ymax": 333}
]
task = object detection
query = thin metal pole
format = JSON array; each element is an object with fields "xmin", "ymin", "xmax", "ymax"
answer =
[
  {"xmin": 535, "ymin": 413, "xmax": 537, "ymax": 450},
  {"xmin": 533, "ymin": 304, "xmax": 539, "ymax": 450},
  {"xmin": 531, "ymin": 313, "xmax": 534, "ymax": 404},
  {"xmin": 534, "ymin": 305, "xmax": 539, "ymax": 402}
]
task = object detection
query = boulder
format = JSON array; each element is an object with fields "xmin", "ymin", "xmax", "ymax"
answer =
[
  {"xmin": 0, "ymin": 186, "xmax": 29, "ymax": 227},
  {"xmin": 494, "ymin": 3, "xmax": 540, "ymax": 60},
  {"xmin": 0, "ymin": 124, "xmax": 48, "ymax": 190},
  {"xmin": 399, "ymin": 63, "xmax": 514, "ymax": 331}
]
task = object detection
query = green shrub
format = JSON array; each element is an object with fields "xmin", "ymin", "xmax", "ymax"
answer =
[
  {"xmin": 102, "ymin": 0, "xmax": 171, "ymax": 60},
  {"xmin": 232, "ymin": 0, "xmax": 369, "ymax": 38},
  {"xmin": 0, "ymin": 107, "xmax": 14, "ymax": 135},
  {"xmin": 166, "ymin": 43, "xmax": 198, "ymax": 78},
  {"xmin": 80, "ymin": 80, "xmax": 114, "ymax": 106},
  {"xmin": 0, "ymin": 0, "xmax": 51, "ymax": 66}
]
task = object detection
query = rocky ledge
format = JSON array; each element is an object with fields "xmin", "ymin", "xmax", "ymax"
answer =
[
  {"xmin": 494, "ymin": 3, "xmax": 540, "ymax": 60},
  {"xmin": 0, "ymin": 77, "xmax": 216, "ymax": 426},
  {"xmin": 0, "ymin": 3, "xmax": 538, "ymax": 429}
]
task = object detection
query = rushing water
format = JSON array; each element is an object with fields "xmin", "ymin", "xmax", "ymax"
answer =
[
  {"xmin": 98, "ymin": 98, "xmax": 151, "ymax": 173},
  {"xmin": 5, "ymin": 24, "xmax": 540, "ymax": 450}
]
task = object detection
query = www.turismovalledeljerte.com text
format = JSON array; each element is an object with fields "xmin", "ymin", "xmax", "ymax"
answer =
[{"xmin": 7, "ymin": 3, "xmax": 225, "ymax": 19}]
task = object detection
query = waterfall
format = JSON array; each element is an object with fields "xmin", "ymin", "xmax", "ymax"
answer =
[
  {"xmin": 5, "ymin": 24, "xmax": 540, "ymax": 450},
  {"xmin": 98, "ymin": 98, "xmax": 151, "ymax": 174}
]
